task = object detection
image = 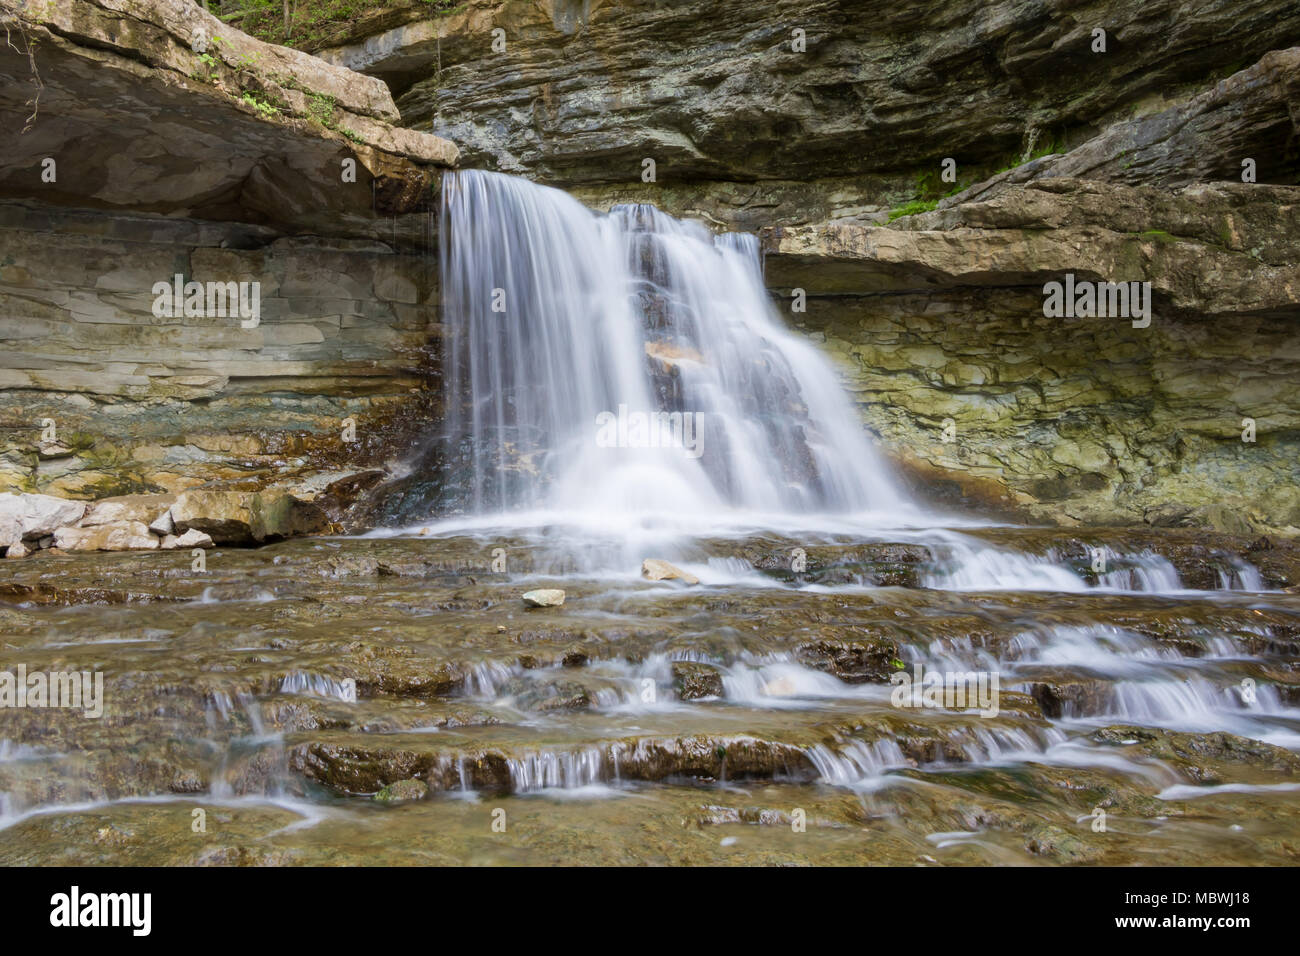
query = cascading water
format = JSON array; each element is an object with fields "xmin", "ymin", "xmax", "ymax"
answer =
[
  {"xmin": 426, "ymin": 170, "xmax": 1271, "ymax": 595},
  {"xmin": 439, "ymin": 169, "xmax": 911, "ymax": 526}
]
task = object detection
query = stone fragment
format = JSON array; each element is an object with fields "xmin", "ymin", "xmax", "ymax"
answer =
[
  {"xmin": 0, "ymin": 493, "xmax": 87, "ymax": 545},
  {"xmin": 372, "ymin": 778, "xmax": 429, "ymax": 804},
  {"xmin": 641, "ymin": 558, "xmax": 700, "ymax": 585},
  {"xmin": 148, "ymin": 508, "xmax": 175, "ymax": 536},
  {"xmin": 81, "ymin": 494, "xmax": 177, "ymax": 528},
  {"xmin": 522, "ymin": 589, "xmax": 566, "ymax": 607},
  {"xmin": 53, "ymin": 521, "xmax": 159, "ymax": 552},
  {"xmin": 175, "ymin": 528, "xmax": 214, "ymax": 549}
]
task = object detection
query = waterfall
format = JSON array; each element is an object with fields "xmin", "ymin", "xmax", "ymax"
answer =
[
  {"xmin": 428, "ymin": 170, "xmax": 1268, "ymax": 595},
  {"xmin": 439, "ymin": 170, "xmax": 911, "ymax": 526}
]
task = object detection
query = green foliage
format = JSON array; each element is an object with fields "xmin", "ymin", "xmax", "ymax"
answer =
[
  {"xmin": 193, "ymin": 51, "xmax": 220, "ymax": 82},
  {"xmin": 887, "ymin": 198, "xmax": 940, "ymax": 221},
  {"xmin": 886, "ymin": 168, "xmax": 968, "ymax": 221},
  {"xmin": 240, "ymin": 91, "xmax": 279, "ymax": 117},
  {"xmin": 990, "ymin": 136, "xmax": 1065, "ymax": 177},
  {"xmin": 306, "ymin": 91, "xmax": 338, "ymax": 128}
]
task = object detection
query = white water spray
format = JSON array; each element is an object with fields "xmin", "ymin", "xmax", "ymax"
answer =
[{"xmin": 439, "ymin": 170, "xmax": 912, "ymax": 527}]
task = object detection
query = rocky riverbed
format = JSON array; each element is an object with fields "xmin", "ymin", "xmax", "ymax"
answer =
[{"xmin": 1, "ymin": 527, "xmax": 1298, "ymax": 865}]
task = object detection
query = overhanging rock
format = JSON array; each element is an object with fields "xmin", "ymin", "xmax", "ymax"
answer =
[{"xmin": 0, "ymin": 0, "xmax": 459, "ymax": 239}]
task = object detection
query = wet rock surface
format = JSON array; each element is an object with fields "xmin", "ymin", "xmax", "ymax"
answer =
[
  {"xmin": 762, "ymin": 179, "xmax": 1300, "ymax": 532},
  {"xmin": 0, "ymin": 527, "xmax": 1297, "ymax": 864}
]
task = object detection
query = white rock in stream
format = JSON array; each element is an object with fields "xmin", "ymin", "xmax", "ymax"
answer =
[
  {"xmin": 0, "ymin": 492, "xmax": 87, "ymax": 547},
  {"xmin": 641, "ymin": 558, "xmax": 699, "ymax": 585},
  {"xmin": 522, "ymin": 589, "xmax": 566, "ymax": 607},
  {"xmin": 174, "ymin": 528, "xmax": 214, "ymax": 549}
]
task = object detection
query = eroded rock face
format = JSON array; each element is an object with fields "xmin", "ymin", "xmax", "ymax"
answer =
[
  {"xmin": 312, "ymin": 0, "xmax": 1299, "ymax": 221},
  {"xmin": 171, "ymin": 488, "xmax": 328, "ymax": 543},
  {"xmin": 762, "ymin": 179, "xmax": 1300, "ymax": 532},
  {"xmin": 291, "ymin": 0, "xmax": 1300, "ymax": 533},
  {"xmin": 0, "ymin": 0, "xmax": 457, "ymax": 240},
  {"xmin": 954, "ymin": 47, "xmax": 1300, "ymax": 201},
  {"xmin": 0, "ymin": 0, "xmax": 1296, "ymax": 536},
  {"xmin": 0, "ymin": 1, "xmax": 453, "ymax": 508},
  {"xmin": 0, "ymin": 205, "xmax": 440, "ymax": 498}
]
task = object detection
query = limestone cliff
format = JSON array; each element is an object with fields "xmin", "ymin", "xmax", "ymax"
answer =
[
  {"xmin": 1, "ymin": 0, "xmax": 1298, "ymax": 535},
  {"xmin": 0, "ymin": 0, "xmax": 453, "ymax": 503},
  {"xmin": 301, "ymin": 0, "xmax": 1300, "ymax": 532}
]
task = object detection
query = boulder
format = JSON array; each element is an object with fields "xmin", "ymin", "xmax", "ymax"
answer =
[
  {"xmin": 171, "ymin": 489, "xmax": 328, "ymax": 544},
  {"xmin": 522, "ymin": 589, "xmax": 566, "ymax": 608},
  {"xmin": 5, "ymin": 540, "xmax": 30, "ymax": 559},
  {"xmin": 248, "ymin": 490, "xmax": 330, "ymax": 542},
  {"xmin": 0, "ymin": 512, "xmax": 18, "ymax": 551},
  {"xmin": 672, "ymin": 661, "xmax": 724, "ymax": 700},
  {"xmin": 174, "ymin": 528, "xmax": 214, "ymax": 549},
  {"xmin": 169, "ymin": 491, "xmax": 257, "ymax": 543},
  {"xmin": 641, "ymin": 559, "xmax": 700, "ymax": 585},
  {"xmin": 80, "ymin": 494, "xmax": 177, "ymax": 528},
  {"xmin": 0, "ymin": 493, "xmax": 88, "ymax": 546},
  {"xmin": 53, "ymin": 521, "xmax": 159, "ymax": 552},
  {"xmin": 148, "ymin": 509, "xmax": 175, "ymax": 536},
  {"xmin": 372, "ymin": 778, "xmax": 429, "ymax": 804}
]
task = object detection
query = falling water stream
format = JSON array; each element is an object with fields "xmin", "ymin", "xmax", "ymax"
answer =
[
  {"xmin": 439, "ymin": 169, "xmax": 911, "ymax": 523},
  {"xmin": 0, "ymin": 172, "xmax": 1296, "ymax": 864}
]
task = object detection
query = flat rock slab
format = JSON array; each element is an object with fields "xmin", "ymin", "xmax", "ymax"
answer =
[
  {"xmin": 53, "ymin": 521, "xmax": 159, "ymax": 552},
  {"xmin": 522, "ymin": 589, "xmax": 566, "ymax": 608}
]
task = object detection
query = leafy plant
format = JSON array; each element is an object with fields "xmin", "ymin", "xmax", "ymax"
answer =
[
  {"xmin": 306, "ymin": 91, "xmax": 337, "ymax": 128},
  {"xmin": 240, "ymin": 92, "xmax": 279, "ymax": 117},
  {"xmin": 888, "ymin": 198, "xmax": 940, "ymax": 221}
]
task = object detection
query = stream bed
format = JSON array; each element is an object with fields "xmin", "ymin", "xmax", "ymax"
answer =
[{"xmin": 1, "ymin": 526, "xmax": 1297, "ymax": 865}]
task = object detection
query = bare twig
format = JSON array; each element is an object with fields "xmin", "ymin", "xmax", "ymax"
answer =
[{"xmin": 1, "ymin": 4, "xmax": 44, "ymax": 134}]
